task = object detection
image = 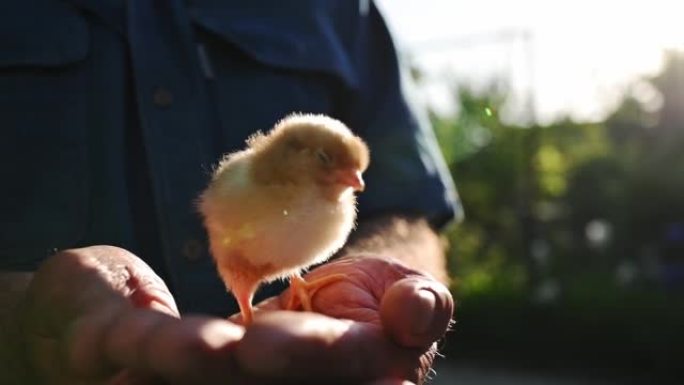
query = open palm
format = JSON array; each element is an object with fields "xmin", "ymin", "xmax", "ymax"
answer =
[{"xmin": 246, "ymin": 256, "xmax": 455, "ymax": 384}]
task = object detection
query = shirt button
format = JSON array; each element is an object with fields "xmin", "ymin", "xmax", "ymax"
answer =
[
  {"xmin": 153, "ymin": 87, "xmax": 174, "ymax": 108},
  {"xmin": 182, "ymin": 239, "xmax": 204, "ymax": 262}
]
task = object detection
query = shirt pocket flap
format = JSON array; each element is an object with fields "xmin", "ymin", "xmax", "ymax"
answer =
[
  {"xmin": 189, "ymin": 3, "xmax": 359, "ymax": 90},
  {"xmin": 0, "ymin": 2, "xmax": 89, "ymax": 68}
]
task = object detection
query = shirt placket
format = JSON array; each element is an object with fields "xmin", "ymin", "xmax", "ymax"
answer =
[{"xmin": 126, "ymin": 0, "xmax": 228, "ymax": 313}]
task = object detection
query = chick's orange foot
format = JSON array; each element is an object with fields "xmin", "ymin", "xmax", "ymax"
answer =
[{"xmin": 286, "ymin": 274, "xmax": 347, "ymax": 312}]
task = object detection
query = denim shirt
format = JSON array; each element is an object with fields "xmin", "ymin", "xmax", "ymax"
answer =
[{"xmin": 0, "ymin": 0, "xmax": 461, "ymax": 315}]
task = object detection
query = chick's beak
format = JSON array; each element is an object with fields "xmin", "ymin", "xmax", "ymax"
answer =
[{"xmin": 337, "ymin": 169, "xmax": 365, "ymax": 191}]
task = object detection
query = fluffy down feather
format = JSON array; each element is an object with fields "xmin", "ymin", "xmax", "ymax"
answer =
[{"xmin": 198, "ymin": 113, "xmax": 369, "ymax": 323}]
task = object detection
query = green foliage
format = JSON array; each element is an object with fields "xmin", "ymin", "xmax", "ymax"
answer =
[
  {"xmin": 435, "ymin": 86, "xmax": 612, "ymax": 298},
  {"xmin": 432, "ymin": 52, "xmax": 684, "ymax": 374}
]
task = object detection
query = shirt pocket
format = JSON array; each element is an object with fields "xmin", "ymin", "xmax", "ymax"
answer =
[
  {"xmin": 0, "ymin": 2, "xmax": 90, "ymax": 269},
  {"xmin": 189, "ymin": 1, "xmax": 361, "ymax": 148}
]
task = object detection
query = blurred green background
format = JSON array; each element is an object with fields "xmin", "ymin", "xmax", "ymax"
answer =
[
  {"xmin": 428, "ymin": 52, "xmax": 684, "ymax": 383},
  {"xmin": 374, "ymin": 2, "xmax": 684, "ymax": 382}
]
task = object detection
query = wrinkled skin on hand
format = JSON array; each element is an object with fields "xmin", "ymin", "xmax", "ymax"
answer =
[
  {"xmin": 243, "ymin": 255, "xmax": 455, "ymax": 384},
  {"xmin": 14, "ymin": 246, "xmax": 453, "ymax": 385},
  {"xmin": 17, "ymin": 246, "xmax": 245, "ymax": 385}
]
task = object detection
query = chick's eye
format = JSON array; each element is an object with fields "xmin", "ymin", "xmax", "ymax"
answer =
[{"xmin": 316, "ymin": 149, "xmax": 332, "ymax": 165}]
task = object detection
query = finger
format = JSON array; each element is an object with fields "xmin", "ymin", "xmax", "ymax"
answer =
[
  {"xmin": 235, "ymin": 311, "xmax": 424, "ymax": 382},
  {"xmin": 103, "ymin": 311, "xmax": 245, "ymax": 383},
  {"xmin": 64, "ymin": 306, "xmax": 246, "ymax": 382},
  {"xmin": 26, "ymin": 246, "xmax": 178, "ymax": 335},
  {"xmin": 88, "ymin": 246, "xmax": 180, "ymax": 317},
  {"xmin": 107, "ymin": 369, "xmax": 166, "ymax": 385},
  {"xmin": 228, "ymin": 294, "xmax": 281, "ymax": 325},
  {"xmin": 379, "ymin": 277, "xmax": 454, "ymax": 348},
  {"xmin": 127, "ymin": 278, "xmax": 179, "ymax": 317},
  {"xmin": 369, "ymin": 380, "xmax": 416, "ymax": 385},
  {"xmin": 62, "ymin": 304, "xmax": 128, "ymax": 379}
]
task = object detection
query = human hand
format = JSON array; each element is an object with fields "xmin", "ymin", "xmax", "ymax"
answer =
[
  {"xmin": 12, "ymin": 246, "xmax": 439, "ymax": 385},
  {"xmin": 243, "ymin": 255, "xmax": 455, "ymax": 385},
  {"xmin": 14, "ymin": 245, "xmax": 242, "ymax": 384}
]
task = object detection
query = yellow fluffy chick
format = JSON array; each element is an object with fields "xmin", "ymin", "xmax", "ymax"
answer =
[{"xmin": 198, "ymin": 113, "xmax": 370, "ymax": 324}]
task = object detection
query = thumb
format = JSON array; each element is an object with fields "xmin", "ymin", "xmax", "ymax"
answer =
[{"xmin": 379, "ymin": 277, "xmax": 454, "ymax": 348}]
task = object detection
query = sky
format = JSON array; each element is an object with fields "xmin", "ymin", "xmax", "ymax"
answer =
[{"xmin": 376, "ymin": 0, "xmax": 684, "ymax": 124}]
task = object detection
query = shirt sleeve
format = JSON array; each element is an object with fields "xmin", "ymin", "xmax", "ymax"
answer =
[{"xmin": 347, "ymin": 2, "xmax": 463, "ymax": 228}]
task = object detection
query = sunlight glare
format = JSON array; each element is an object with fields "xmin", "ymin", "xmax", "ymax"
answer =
[{"xmin": 378, "ymin": 0, "xmax": 684, "ymax": 123}]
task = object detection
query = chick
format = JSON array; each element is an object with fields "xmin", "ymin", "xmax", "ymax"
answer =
[{"xmin": 198, "ymin": 113, "xmax": 370, "ymax": 324}]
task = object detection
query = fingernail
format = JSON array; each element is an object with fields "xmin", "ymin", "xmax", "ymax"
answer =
[
  {"xmin": 413, "ymin": 288, "xmax": 436, "ymax": 334},
  {"xmin": 148, "ymin": 300, "xmax": 180, "ymax": 317}
]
